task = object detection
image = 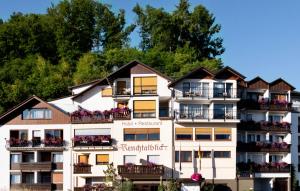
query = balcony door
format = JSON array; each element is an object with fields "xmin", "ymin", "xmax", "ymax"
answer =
[
  {"xmin": 116, "ymin": 81, "xmax": 127, "ymax": 95},
  {"xmin": 214, "ymin": 104, "xmax": 233, "ymax": 119}
]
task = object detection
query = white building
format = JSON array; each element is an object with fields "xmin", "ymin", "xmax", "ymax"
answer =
[
  {"xmin": 0, "ymin": 60, "xmax": 298, "ymax": 191},
  {"xmin": 237, "ymin": 77, "xmax": 296, "ymax": 191}
]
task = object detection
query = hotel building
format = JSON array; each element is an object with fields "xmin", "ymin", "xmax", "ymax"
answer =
[{"xmin": 0, "ymin": 60, "xmax": 298, "ymax": 191}]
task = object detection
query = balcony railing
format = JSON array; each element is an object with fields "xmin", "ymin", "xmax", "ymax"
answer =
[
  {"xmin": 10, "ymin": 183, "xmax": 52, "ymax": 191},
  {"xmin": 238, "ymin": 99, "xmax": 292, "ymax": 111},
  {"xmin": 237, "ymin": 141, "xmax": 290, "ymax": 152},
  {"xmin": 238, "ymin": 120, "xmax": 291, "ymax": 132},
  {"xmin": 133, "ymin": 85, "xmax": 157, "ymax": 95},
  {"xmin": 133, "ymin": 109, "xmax": 156, "ymax": 118},
  {"xmin": 74, "ymin": 164, "xmax": 92, "ymax": 174},
  {"xmin": 176, "ymin": 109, "xmax": 238, "ymax": 121},
  {"xmin": 113, "ymin": 87, "xmax": 131, "ymax": 96},
  {"xmin": 118, "ymin": 164, "xmax": 164, "ymax": 176},
  {"xmin": 73, "ymin": 135, "xmax": 112, "ymax": 147},
  {"xmin": 237, "ymin": 162, "xmax": 290, "ymax": 173},
  {"xmin": 11, "ymin": 162, "xmax": 52, "ymax": 171},
  {"xmin": 74, "ymin": 184, "xmax": 106, "ymax": 191},
  {"xmin": 6, "ymin": 138, "xmax": 66, "ymax": 151},
  {"xmin": 176, "ymin": 88, "xmax": 240, "ymax": 99},
  {"xmin": 71, "ymin": 108, "xmax": 131, "ymax": 124}
]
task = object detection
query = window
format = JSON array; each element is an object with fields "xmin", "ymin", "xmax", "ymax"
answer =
[
  {"xmin": 10, "ymin": 154, "xmax": 21, "ymax": 164},
  {"xmin": 182, "ymin": 82, "xmax": 209, "ymax": 97},
  {"xmin": 102, "ymin": 87, "xmax": 112, "ymax": 97},
  {"xmin": 179, "ymin": 104, "xmax": 209, "ymax": 119},
  {"xmin": 22, "ymin": 152, "xmax": 34, "ymax": 163},
  {"xmin": 247, "ymin": 134, "xmax": 261, "ymax": 142},
  {"xmin": 175, "ymin": 128, "xmax": 193, "ymax": 140},
  {"xmin": 124, "ymin": 155, "xmax": 136, "ymax": 164},
  {"xmin": 269, "ymin": 155, "xmax": 283, "ymax": 163},
  {"xmin": 96, "ymin": 154, "xmax": 109, "ymax": 165},
  {"xmin": 52, "ymin": 153, "xmax": 63, "ymax": 163},
  {"xmin": 269, "ymin": 115, "xmax": 283, "ymax": 123},
  {"xmin": 22, "ymin": 108, "xmax": 52, "ymax": 119},
  {"xmin": 116, "ymin": 81, "xmax": 128, "ymax": 95},
  {"xmin": 52, "ymin": 172, "xmax": 63, "ymax": 184},
  {"xmin": 214, "ymin": 128, "xmax": 231, "ymax": 141},
  {"xmin": 194, "ymin": 151, "xmax": 211, "ymax": 158},
  {"xmin": 195, "ymin": 128, "xmax": 212, "ymax": 140},
  {"xmin": 133, "ymin": 77, "xmax": 157, "ymax": 95},
  {"xmin": 147, "ymin": 155, "xmax": 159, "ymax": 164},
  {"xmin": 45, "ymin": 129, "xmax": 63, "ymax": 139},
  {"xmin": 78, "ymin": 155, "xmax": 89, "ymax": 164},
  {"xmin": 214, "ymin": 151, "xmax": 231, "ymax": 158},
  {"xmin": 214, "ymin": 104, "xmax": 234, "ymax": 119},
  {"xmin": 133, "ymin": 100, "xmax": 156, "ymax": 118},
  {"xmin": 213, "ymin": 83, "xmax": 233, "ymax": 98},
  {"xmin": 124, "ymin": 128, "xmax": 160, "ymax": 141},
  {"xmin": 175, "ymin": 151, "xmax": 192, "ymax": 162},
  {"xmin": 10, "ymin": 130, "xmax": 28, "ymax": 140},
  {"xmin": 10, "ymin": 174, "xmax": 21, "ymax": 184}
]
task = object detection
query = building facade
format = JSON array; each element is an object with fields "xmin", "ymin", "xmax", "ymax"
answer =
[{"xmin": 0, "ymin": 60, "xmax": 298, "ymax": 191}]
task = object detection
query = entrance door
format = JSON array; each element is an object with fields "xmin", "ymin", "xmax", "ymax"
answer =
[
  {"xmin": 134, "ymin": 184, "xmax": 158, "ymax": 191},
  {"xmin": 274, "ymin": 179, "xmax": 287, "ymax": 191}
]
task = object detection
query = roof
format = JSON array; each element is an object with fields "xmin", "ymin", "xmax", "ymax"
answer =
[
  {"xmin": 0, "ymin": 95, "xmax": 69, "ymax": 125},
  {"xmin": 269, "ymin": 78, "xmax": 296, "ymax": 90},
  {"xmin": 247, "ymin": 76, "xmax": 269, "ymax": 85},
  {"xmin": 214, "ymin": 66, "xmax": 246, "ymax": 80},
  {"xmin": 168, "ymin": 67, "xmax": 214, "ymax": 87},
  {"xmin": 68, "ymin": 79, "xmax": 102, "ymax": 90},
  {"xmin": 72, "ymin": 60, "xmax": 173, "ymax": 100},
  {"xmin": 169, "ymin": 66, "xmax": 246, "ymax": 87}
]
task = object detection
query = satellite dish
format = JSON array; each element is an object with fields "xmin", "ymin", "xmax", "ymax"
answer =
[{"xmin": 112, "ymin": 66, "xmax": 118, "ymax": 72}]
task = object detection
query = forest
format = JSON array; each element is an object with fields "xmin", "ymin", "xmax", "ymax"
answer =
[{"xmin": 0, "ymin": 0, "xmax": 224, "ymax": 114}]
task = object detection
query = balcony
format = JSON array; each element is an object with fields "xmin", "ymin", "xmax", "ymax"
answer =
[
  {"xmin": 6, "ymin": 138, "xmax": 66, "ymax": 151},
  {"xmin": 133, "ymin": 109, "xmax": 156, "ymax": 118},
  {"xmin": 71, "ymin": 108, "xmax": 131, "ymax": 124},
  {"xmin": 118, "ymin": 164, "xmax": 164, "ymax": 178},
  {"xmin": 238, "ymin": 120, "xmax": 291, "ymax": 132},
  {"xmin": 176, "ymin": 88, "xmax": 239, "ymax": 99},
  {"xmin": 73, "ymin": 135, "xmax": 113, "ymax": 150},
  {"xmin": 237, "ymin": 141, "xmax": 290, "ymax": 152},
  {"xmin": 237, "ymin": 162, "xmax": 290, "ymax": 173},
  {"xmin": 238, "ymin": 99, "xmax": 292, "ymax": 111},
  {"xmin": 176, "ymin": 109, "xmax": 239, "ymax": 123},
  {"xmin": 113, "ymin": 87, "xmax": 131, "ymax": 97},
  {"xmin": 11, "ymin": 162, "xmax": 52, "ymax": 171},
  {"xmin": 10, "ymin": 183, "xmax": 52, "ymax": 191},
  {"xmin": 133, "ymin": 85, "xmax": 157, "ymax": 95},
  {"xmin": 73, "ymin": 163, "xmax": 92, "ymax": 174}
]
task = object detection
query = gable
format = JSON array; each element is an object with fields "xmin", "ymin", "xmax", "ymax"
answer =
[
  {"xmin": 214, "ymin": 67, "xmax": 245, "ymax": 80},
  {"xmin": 0, "ymin": 97, "xmax": 70, "ymax": 125},
  {"xmin": 269, "ymin": 79, "xmax": 294, "ymax": 92},
  {"xmin": 247, "ymin": 77, "xmax": 269, "ymax": 90},
  {"xmin": 131, "ymin": 64, "xmax": 155, "ymax": 75}
]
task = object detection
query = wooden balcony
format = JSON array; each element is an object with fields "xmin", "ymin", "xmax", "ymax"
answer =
[
  {"xmin": 238, "ymin": 120, "xmax": 291, "ymax": 132},
  {"xmin": 237, "ymin": 142, "xmax": 290, "ymax": 153},
  {"xmin": 10, "ymin": 162, "xmax": 52, "ymax": 171},
  {"xmin": 118, "ymin": 165, "xmax": 164, "ymax": 178},
  {"xmin": 237, "ymin": 162, "xmax": 290, "ymax": 174},
  {"xmin": 6, "ymin": 139, "xmax": 66, "ymax": 151},
  {"xmin": 238, "ymin": 99, "xmax": 292, "ymax": 111},
  {"xmin": 10, "ymin": 183, "xmax": 52, "ymax": 191},
  {"xmin": 73, "ymin": 164, "xmax": 92, "ymax": 174}
]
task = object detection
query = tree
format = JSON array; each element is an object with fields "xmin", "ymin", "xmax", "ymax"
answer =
[{"xmin": 133, "ymin": 0, "xmax": 224, "ymax": 60}]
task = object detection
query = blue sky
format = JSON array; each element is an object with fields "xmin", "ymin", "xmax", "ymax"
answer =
[{"xmin": 0, "ymin": 0, "xmax": 299, "ymax": 90}]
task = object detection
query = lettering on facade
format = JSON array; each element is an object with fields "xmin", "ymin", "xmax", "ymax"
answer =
[
  {"xmin": 119, "ymin": 144, "xmax": 167, "ymax": 153},
  {"xmin": 121, "ymin": 121, "xmax": 163, "ymax": 126}
]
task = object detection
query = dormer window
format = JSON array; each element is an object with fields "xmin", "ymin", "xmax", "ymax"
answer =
[{"xmin": 22, "ymin": 108, "xmax": 52, "ymax": 120}]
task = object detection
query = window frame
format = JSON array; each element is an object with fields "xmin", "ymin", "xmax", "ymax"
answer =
[
  {"xmin": 22, "ymin": 108, "xmax": 52, "ymax": 120},
  {"xmin": 175, "ymin": 151, "xmax": 192, "ymax": 162},
  {"xmin": 96, "ymin": 154, "xmax": 109, "ymax": 165}
]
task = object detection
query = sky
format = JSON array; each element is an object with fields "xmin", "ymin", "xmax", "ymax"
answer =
[{"xmin": 0, "ymin": 0, "xmax": 299, "ymax": 90}]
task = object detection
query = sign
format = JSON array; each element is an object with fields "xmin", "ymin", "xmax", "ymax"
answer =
[
  {"xmin": 119, "ymin": 144, "xmax": 167, "ymax": 153},
  {"xmin": 121, "ymin": 121, "xmax": 163, "ymax": 127}
]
